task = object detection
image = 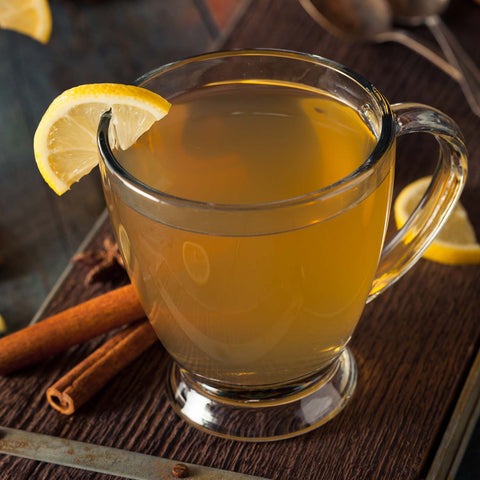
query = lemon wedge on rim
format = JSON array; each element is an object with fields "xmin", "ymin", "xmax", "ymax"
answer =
[
  {"xmin": 394, "ymin": 176, "xmax": 480, "ymax": 265},
  {"xmin": 0, "ymin": 0, "xmax": 52, "ymax": 44},
  {"xmin": 34, "ymin": 83, "xmax": 171, "ymax": 195}
]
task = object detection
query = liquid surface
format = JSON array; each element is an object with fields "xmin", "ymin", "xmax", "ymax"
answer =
[
  {"xmin": 117, "ymin": 84, "xmax": 376, "ymax": 203},
  {"xmin": 106, "ymin": 83, "xmax": 393, "ymax": 386}
]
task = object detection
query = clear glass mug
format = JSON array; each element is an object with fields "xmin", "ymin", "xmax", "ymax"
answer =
[{"xmin": 97, "ymin": 50, "xmax": 467, "ymax": 441}]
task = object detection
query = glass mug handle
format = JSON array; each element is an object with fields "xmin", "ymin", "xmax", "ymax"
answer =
[{"xmin": 368, "ymin": 103, "xmax": 468, "ymax": 302}]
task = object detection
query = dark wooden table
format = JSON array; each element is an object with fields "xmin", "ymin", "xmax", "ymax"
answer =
[{"xmin": 0, "ymin": 0, "xmax": 479, "ymax": 478}]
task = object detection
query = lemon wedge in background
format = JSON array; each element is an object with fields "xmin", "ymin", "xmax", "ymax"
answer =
[
  {"xmin": 394, "ymin": 177, "xmax": 480, "ymax": 265},
  {"xmin": 0, "ymin": 0, "xmax": 52, "ymax": 44},
  {"xmin": 34, "ymin": 84, "xmax": 171, "ymax": 195}
]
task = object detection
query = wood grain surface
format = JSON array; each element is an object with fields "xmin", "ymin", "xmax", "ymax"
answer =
[{"xmin": 0, "ymin": 0, "xmax": 479, "ymax": 479}]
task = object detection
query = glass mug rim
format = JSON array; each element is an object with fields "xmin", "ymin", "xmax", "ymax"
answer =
[{"xmin": 98, "ymin": 48, "xmax": 395, "ymax": 213}]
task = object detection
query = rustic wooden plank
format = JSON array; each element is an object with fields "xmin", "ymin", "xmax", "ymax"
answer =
[{"xmin": 0, "ymin": 0, "xmax": 479, "ymax": 479}]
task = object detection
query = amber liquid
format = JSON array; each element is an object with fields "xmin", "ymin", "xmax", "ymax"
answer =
[{"xmin": 108, "ymin": 83, "xmax": 393, "ymax": 386}]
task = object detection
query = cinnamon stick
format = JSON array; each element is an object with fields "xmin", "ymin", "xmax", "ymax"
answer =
[
  {"xmin": 0, "ymin": 284, "xmax": 145, "ymax": 375},
  {"xmin": 46, "ymin": 321, "xmax": 158, "ymax": 414}
]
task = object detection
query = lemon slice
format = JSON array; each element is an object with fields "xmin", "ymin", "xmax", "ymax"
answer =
[
  {"xmin": 34, "ymin": 83, "xmax": 171, "ymax": 195},
  {"xmin": 0, "ymin": 0, "xmax": 52, "ymax": 44},
  {"xmin": 394, "ymin": 177, "xmax": 480, "ymax": 265}
]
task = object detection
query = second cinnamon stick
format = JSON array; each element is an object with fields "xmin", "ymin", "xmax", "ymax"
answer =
[{"xmin": 46, "ymin": 321, "xmax": 158, "ymax": 414}]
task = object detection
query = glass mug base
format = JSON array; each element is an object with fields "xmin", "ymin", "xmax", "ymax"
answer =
[{"xmin": 167, "ymin": 348, "xmax": 357, "ymax": 441}]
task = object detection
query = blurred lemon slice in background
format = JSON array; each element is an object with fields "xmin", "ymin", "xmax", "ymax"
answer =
[
  {"xmin": 394, "ymin": 176, "xmax": 480, "ymax": 265},
  {"xmin": 34, "ymin": 83, "xmax": 171, "ymax": 195},
  {"xmin": 0, "ymin": 0, "xmax": 52, "ymax": 44}
]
